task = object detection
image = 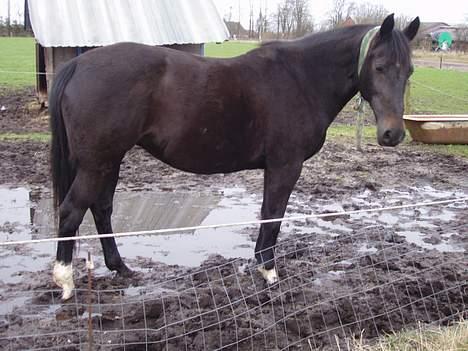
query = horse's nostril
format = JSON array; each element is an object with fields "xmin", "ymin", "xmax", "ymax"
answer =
[{"xmin": 383, "ymin": 130, "xmax": 392, "ymax": 141}]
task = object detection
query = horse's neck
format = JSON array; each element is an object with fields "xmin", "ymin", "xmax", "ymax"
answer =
[{"xmin": 296, "ymin": 28, "xmax": 368, "ymax": 124}]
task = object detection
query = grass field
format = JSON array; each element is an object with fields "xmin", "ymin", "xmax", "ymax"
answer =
[
  {"xmin": 352, "ymin": 319, "xmax": 467, "ymax": 351},
  {"xmin": 0, "ymin": 132, "xmax": 50, "ymax": 143},
  {"xmin": 327, "ymin": 125, "xmax": 468, "ymax": 158},
  {"xmin": 205, "ymin": 41, "xmax": 258, "ymax": 58},
  {"xmin": 1, "ymin": 38, "xmax": 467, "ymax": 157},
  {"xmin": 409, "ymin": 68, "xmax": 468, "ymax": 115},
  {"xmin": 1, "ymin": 38, "xmax": 467, "ymax": 115},
  {"xmin": 0, "ymin": 37, "xmax": 36, "ymax": 87}
]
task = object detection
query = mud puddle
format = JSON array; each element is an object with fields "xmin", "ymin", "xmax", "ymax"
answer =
[
  {"xmin": 0, "ymin": 184, "xmax": 467, "ymax": 350},
  {"xmin": 1, "ymin": 184, "xmax": 465, "ymax": 286},
  {"xmin": 1, "ymin": 187, "xmax": 258, "ymax": 281}
]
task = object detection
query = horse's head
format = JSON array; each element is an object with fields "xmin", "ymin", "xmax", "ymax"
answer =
[{"xmin": 358, "ymin": 14, "xmax": 420, "ymax": 147}]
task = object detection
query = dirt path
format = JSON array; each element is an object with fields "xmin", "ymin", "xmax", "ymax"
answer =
[{"xmin": 413, "ymin": 57, "xmax": 468, "ymax": 72}]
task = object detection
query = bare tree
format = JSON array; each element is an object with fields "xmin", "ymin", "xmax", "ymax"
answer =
[
  {"xmin": 256, "ymin": 7, "xmax": 267, "ymax": 40},
  {"xmin": 352, "ymin": 2, "xmax": 387, "ymax": 25},
  {"xmin": 327, "ymin": 0, "xmax": 355, "ymax": 29},
  {"xmin": 395, "ymin": 15, "xmax": 412, "ymax": 31},
  {"xmin": 455, "ymin": 25, "xmax": 468, "ymax": 43},
  {"xmin": 275, "ymin": 0, "xmax": 294, "ymax": 38},
  {"xmin": 272, "ymin": 0, "xmax": 313, "ymax": 39},
  {"xmin": 454, "ymin": 15, "xmax": 468, "ymax": 52},
  {"xmin": 292, "ymin": 0, "xmax": 313, "ymax": 37},
  {"xmin": 7, "ymin": 0, "xmax": 12, "ymax": 37},
  {"xmin": 248, "ymin": 0, "xmax": 254, "ymax": 39}
]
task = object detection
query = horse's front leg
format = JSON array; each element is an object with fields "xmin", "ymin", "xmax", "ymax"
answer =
[{"xmin": 255, "ymin": 162, "xmax": 303, "ymax": 284}]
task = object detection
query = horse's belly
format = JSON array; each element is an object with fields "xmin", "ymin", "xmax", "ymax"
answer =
[{"xmin": 160, "ymin": 139, "xmax": 263, "ymax": 174}]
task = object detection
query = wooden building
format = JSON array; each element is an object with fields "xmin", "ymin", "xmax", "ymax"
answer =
[{"xmin": 27, "ymin": 0, "xmax": 229, "ymax": 104}]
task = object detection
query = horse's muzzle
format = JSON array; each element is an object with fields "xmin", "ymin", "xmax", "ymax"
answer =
[{"xmin": 378, "ymin": 128, "xmax": 405, "ymax": 147}]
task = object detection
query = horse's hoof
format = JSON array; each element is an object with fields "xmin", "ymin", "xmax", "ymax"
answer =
[
  {"xmin": 117, "ymin": 265, "xmax": 134, "ymax": 278},
  {"xmin": 53, "ymin": 261, "xmax": 75, "ymax": 301},
  {"xmin": 258, "ymin": 266, "xmax": 278, "ymax": 285}
]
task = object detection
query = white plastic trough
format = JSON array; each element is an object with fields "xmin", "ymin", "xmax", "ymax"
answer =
[{"xmin": 403, "ymin": 115, "xmax": 468, "ymax": 145}]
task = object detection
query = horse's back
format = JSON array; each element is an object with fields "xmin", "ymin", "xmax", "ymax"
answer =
[
  {"xmin": 59, "ymin": 43, "xmax": 171, "ymax": 165},
  {"xmin": 60, "ymin": 43, "xmax": 267, "ymax": 173}
]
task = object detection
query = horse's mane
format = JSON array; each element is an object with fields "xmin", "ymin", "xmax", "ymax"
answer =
[
  {"xmin": 260, "ymin": 25, "xmax": 372, "ymax": 50},
  {"xmin": 260, "ymin": 24, "xmax": 411, "ymax": 65}
]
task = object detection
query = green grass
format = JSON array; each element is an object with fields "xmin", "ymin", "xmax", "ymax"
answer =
[
  {"xmin": 414, "ymin": 143, "xmax": 468, "ymax": 158},
  {"xmin": 327, "ymin": 124, "xmax": 376, "ymax": 140},
  {"xmin": 409, "ymin": 67, "xmax": 468, "ymax": 115},
  {"xmin": 205, "ymin": 41, "xmax": 258, "ymax": 58},
  {"xmin": 2, "ymin": 126, "xmax": 466, "ymax": 159},
  {"xmin": 327, "ymin": 124, "xmax": 468, "ymax": 158},
  {"xmin": 0, "ymin": 38, "xmax": 467, "ymax": 158},
  {"xmin": 352, "ymin": 320, "xmax": 468, "ymax": 351},
  {"xmin": 2, "ymin": 38, "xmax": 467, "ymax": 117},
  {"xmin": 0, "ymin": 38, "xmax": 256, "ymax": 87},
  {"xmin": 0, "ymin": 132, "xmax": 50, "ymax": 142},
  {"xmin": 0, "ymin": 37, "xmax": 36, "ymax": 87}
]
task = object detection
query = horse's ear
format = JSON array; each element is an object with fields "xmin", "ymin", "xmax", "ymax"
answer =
[
  {"xmin": 404, "ymin": 17, "xmax": 420, "ymax": 41},
  {"xmin": 380, "ymin": 14, "xmax": 395, "ymax": 38}
]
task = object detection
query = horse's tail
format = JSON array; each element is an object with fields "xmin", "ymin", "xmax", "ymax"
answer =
[{"xmin": 49, "ymin": 59, "xmax": 78, "ymax": 211}]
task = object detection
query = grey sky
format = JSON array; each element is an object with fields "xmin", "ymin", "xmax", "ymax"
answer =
[
  {"xmin": 1, "ymin": 0, "xmax": 467, "ymax": 27},
  {"xmin": 214, "ymin": 0, "xmax": 468, "ymax": 26}
]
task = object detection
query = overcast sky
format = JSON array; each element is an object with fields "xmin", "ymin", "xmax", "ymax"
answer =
[
  {"xmin": 215, "ymin": 0, "xmax": 467, "ymax": 26},
  {"xmin": 1, "ymin": 0, "xmax": 467, "ymax": 27}
]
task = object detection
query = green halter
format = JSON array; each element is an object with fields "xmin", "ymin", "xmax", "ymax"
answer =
[
  {"xmin": 355, "ymin": 26, "xmax": 380, "ymax": 151},
  {"xmin": 358, "ymin": 26, "xmax": 380, "ymax": 77}
]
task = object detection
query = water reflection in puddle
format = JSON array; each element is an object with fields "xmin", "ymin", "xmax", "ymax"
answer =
[
  {"xmin": 0, "ymin": 184, "xmax": 466, "ymax": 286},
  {"xmin": 86, "ymin": 188, "xmax": 260, "ymax": 267},
  {"xmin": 0, "ymin": 187, "xmax": 54, "ymax": 284},
  {"xmin": 0, "ymin": 186, "xmax": 263, "ymax": 281}
]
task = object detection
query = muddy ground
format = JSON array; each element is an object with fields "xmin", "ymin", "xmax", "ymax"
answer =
[{"xmin": 0, "ymin": 88, "xmax": 467, "ymax": 350}]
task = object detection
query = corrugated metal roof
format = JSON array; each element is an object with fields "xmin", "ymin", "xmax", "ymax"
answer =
[{"xmin": 28, "ymin": 0, "xmax": 229, "ymax": 47}]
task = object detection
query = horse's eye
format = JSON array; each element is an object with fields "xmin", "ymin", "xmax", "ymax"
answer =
[{"xmin": 375, "ymin": 65, "xmax": 385, "ymax": 72}]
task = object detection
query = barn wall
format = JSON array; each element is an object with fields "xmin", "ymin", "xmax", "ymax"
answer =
[
  {"xmin": 36, "ymin": 47, "xmax": 77, "ymax": 105},
  {"xmin": 37, "ymin": 44, "xmax": 205, "ymax": 103}
]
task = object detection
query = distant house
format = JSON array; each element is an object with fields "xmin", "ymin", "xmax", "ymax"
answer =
[
  {"xmin": 27, "ymin": 0, "xmax": 229, "ymax": 104},
  {"xmin": 341, "ymin": 17, "xmax": 356, "ymax": 27},
  {"xmin": 418, "ymin": 22, "xmax": 452, "ymax": 38},
  {"xmin": 224, "ymin": 21, "xmax": 249, "ymax": 39},
  {"xmin": 417, "ymin": 22, "xmax": 460, "ymax": 50}
]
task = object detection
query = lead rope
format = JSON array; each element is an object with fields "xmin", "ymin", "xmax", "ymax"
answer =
[
  {"xmin": 355, "ymin": 26, "xmax": 380, "ymax": 151},
  {"xmin": 354, "ymin": 94, "xmax": 366, "ymax": 152}
]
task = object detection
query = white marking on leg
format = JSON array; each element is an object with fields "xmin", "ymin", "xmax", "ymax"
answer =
[
  {"xmin": 258, "ymin": 266, "xmax": 278, "ymax": 284},
  {"xmin": 53, "ymin": 261, "xmax": 75, "ymax": 300}
]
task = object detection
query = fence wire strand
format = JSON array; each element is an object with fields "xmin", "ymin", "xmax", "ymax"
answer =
[
  {"xmin": 0, "ymin": 197, "xmax": 466, "ymax": 247},
  {"xmin": 1, "ymin": 218, "xmax": 466, "ymax": 350}
]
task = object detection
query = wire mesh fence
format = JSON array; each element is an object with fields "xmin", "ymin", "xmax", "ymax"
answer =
[
  {"xmin": 1, "ymin": 220, "xmax": 466, "ymax": 350},
  {"xmin": 1, "ymin": 41, "xmax": 467, "ymax": 351}
]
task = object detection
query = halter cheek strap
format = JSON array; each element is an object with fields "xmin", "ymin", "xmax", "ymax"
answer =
[
  {"xmin": 358, "ymin": 26, "xmax": 380, "ymax": 77},
  {"xmin": 355, "ymin": 26, "xmax": 380, "ymax": 152}
]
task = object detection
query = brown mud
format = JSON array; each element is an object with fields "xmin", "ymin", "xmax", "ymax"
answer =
[{"xmin": 0, "ymin": 88, "xmax": 467, "ymax": 350}]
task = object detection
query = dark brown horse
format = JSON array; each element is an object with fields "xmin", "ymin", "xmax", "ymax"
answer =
[{"xmin": 50, "ymin": 14, "xmax": 419, "ymax": 299}]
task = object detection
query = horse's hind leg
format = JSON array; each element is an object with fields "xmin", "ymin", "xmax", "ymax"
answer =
[
  {"xmin": 54, "ymin": 168, "xmax": 104, "ymax": 300},
  {"xmin": 90, "ymin": 166, "xmax": 132, "ymax": 277}
]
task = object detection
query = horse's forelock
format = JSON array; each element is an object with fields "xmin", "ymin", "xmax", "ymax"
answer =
[{"xmin": 387, "ymin": 30, "xmax": 412, "ymax": 67}]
